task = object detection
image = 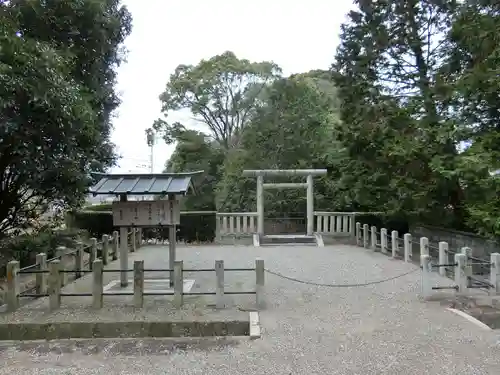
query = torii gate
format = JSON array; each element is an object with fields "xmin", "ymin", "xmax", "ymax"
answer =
[{"xmin": 242, "ymin": 169, "xmax": 327, "ymax": 236}]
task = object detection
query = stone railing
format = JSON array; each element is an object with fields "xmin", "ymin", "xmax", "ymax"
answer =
[
  {"xmin": 314, "ymin": 212, "xmax": 355, "ymax": 236},
  {"xmin": 216, "ymin": 212, "xmax": 258, "ymax": 236}
]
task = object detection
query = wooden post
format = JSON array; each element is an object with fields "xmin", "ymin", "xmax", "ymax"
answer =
[
  {"xmin": 102, "ymin": 234, "xmax": 109, "ymax": 265},
  {"xmin": 35, "ymin": 253, "xmax": 47, "ymax": 295},
  {"xmin": 92, "ymin": 259, "xmax": 103, "ymax": 309},
  {"xmin": 215, "ymin": 260, "xmax": 224, "ymax": 309},
  {"xmin": 255, "ymin": 258, "xmax": 265, "ymax": 309},
  {"xmin": 420, "ymin": 237, "xmax": 429, "ymax": 267},
  {"xmin": 380, "ymin": 228, "xmax": 388, "ymax": 254},
  {"xmin": 131, "ymin": 229, "xmax": 136, "ymax": 253},
  {"xmin": 391, "ymin": 230, "xmax": 398, "ymax": 258},
  {"xmin": 403, "ymin": 233, "xmax": 412, "ymax": 262},
  {"xmin": 6, "ymin": 260, "xmax": 20, "ymax": 312},
  {"xmin": 119, "ymin": 226, "xmax": 129, "ymax": 287},
  {"xmin": 75, "ymin": 242, "xmax": 84, "ymax": 279},
  {"xmin": 173, "ymin": 260, "xmax": 183, "ymax": 308},
  {"xmin": 438, "ymin": 242, "xmax": 448, "ymax": 277},
  {"xmin": 112, "ymin": 230, "xmax": 119, "ymax": 261},
  {"xmin": 134, "ymin": 260, "xmax": 144, "ymax": 308},
  {"xmin": 48, "ymin": 260, "xmax": 61, "ymax": 311},
  {"xmin": 89, "ymin": 237, "xmax": 97, "ymax": 270}
]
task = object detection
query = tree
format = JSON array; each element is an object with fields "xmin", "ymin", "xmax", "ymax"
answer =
[
  {"xmin": 332, "ymin": 0, "xmax": 468, "ymax": 227},
  {"xmin": 153, "ymin": 51, "xmax": 282, "ymax": 149},
  {"xmin": 216, "ymin": 75, "xmax": 344, "ymax": 215},
  {"xmin": 165, "ymin": 130, "xmax": 225, "ymax": 211},
  {"xmin": 0, "ymin": 1, "xmax": 132, "ymax": 236}
]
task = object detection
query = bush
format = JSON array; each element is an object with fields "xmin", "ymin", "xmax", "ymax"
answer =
[
  {"xmin": 84, "ymin": 204, "xmax": 112, "ymax": 212},
  {"xmin": 69, "ymin": 210, "xmax": 114, "ymax": 238},
  {"xmin": 0, "ymin": 228, "xmax": 86, "ymax": 276}
]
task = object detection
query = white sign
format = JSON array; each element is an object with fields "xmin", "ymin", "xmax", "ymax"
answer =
[{"xmin": 112, "ymin": 200, "xmax": 180, "ymax": 227}]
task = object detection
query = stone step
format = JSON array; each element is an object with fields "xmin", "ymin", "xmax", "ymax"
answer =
[{"xmin": 259, "ymin": 235, "xmax": 317, "ymax": 246}]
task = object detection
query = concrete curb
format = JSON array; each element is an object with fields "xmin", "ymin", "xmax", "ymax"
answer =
[
  {"xmin": 0, "ymin": 320, "xmax": 250, "ymax": 341},
  {"xmin": 446, "ymin": 308, "xmax": 492, "ymax": 331},
  {"xmin": 249, "ymin": 311, "xmax": 261, "ymax": 339}
]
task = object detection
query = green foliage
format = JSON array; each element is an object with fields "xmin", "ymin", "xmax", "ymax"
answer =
[
  {"xmin": 153, "ymin": 51, "xmax": 282, "ymax": 148},
  {"xmin": 165, "ymin": 130, "xmax": 225, "ymax": 211},
  {"xmin": 0, "ymin": 0, "xmax": 131, "ymax": 237},
  {"xmin": 84, "ymin": 204, "xmax": 113, "ymax": 212},
  {"xmin": 69, "ymin": 211, "xmax": 114, "ymax": 238},
  {"xmin": 0, "ymin": 228, "xmax": 86, "ymax": 274},
  {"xmin": 143, "ymin": 213, "xmax": 216, "ymax": 243}
]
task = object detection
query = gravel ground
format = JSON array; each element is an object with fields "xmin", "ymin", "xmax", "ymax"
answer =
[{"xmin": 1, "ymin": 243, "xmax": 499, "ymax": 374}]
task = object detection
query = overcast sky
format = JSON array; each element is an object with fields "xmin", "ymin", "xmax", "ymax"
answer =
[{"xmin": 111, "ymin": 0, "xmax": 354, "ymax": 174}]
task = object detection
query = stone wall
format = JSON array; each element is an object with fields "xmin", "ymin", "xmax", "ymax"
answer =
[{"xmin": 410, "ymin": 224, "xmax": 499, "ymax": 261}]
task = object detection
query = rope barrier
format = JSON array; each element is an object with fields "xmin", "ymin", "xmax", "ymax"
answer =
[{"xmin": 264, "ymin": 267, "xmax": 419, "ymax": 288}]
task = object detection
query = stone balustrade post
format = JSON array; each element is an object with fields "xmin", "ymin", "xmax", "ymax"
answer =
[
  {"xmin": 173, "ymin": 260, "xmax": 183, "ymax": 308},
  {"xmin": 48, "ymin": 260, "xmax": 61, "ymax": 311},
  {"xmin": 421, "ymin": 254, "xmax": 432, "ymax": 300},
  {"xmin": 102, "ymin": 234, "xmax": 110, "ymax": 265},
  {"xmin": 35, "ymin": 253, "xmax": 47, "ymax": 295},
  {"xmin": 420, "ymin": 237, "xmax": 429, "ymax": 267},
  {"xmin": 490, "ymin": 253, "xmax": 500, "ymax": 295},
  {"xmin": 256, "ymin": 258, "xmax": 265, "ymax": 309},
  {"xmin": 215, "ymin": 260, "xmax": 224, "ymax": 309},
  {"xmin": 438, "ymin": 242, "xmax": 448, "ymax": 277},
  {"xmin": 89, "ymin": 238, "xmax": 97, "ymax": 270},
  {"xmin": 363, "ymin": 224, "xmax": 369, "ymax": 249},
  {"xmin": 6, "ymin": 260, "xmax": 20, "ymax": 312},
  {"xmin": 133, "ymin": 260, "xmax": 144, "ymax": 308},
  {"xmin": 380, "ymin": 228, "xmax": 388, "ymax": 254},
  {"xmin": 92, "ymin": 259, "xmax": 103, "ymax": 309},
  {"xmin": 403, "ymin": 233, "xmax": 412, "ymax": 263},
  {"xmin": 391, "ymin": 230, "xmax": 399, "ymax": 258}
]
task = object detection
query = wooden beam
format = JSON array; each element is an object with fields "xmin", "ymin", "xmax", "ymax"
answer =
[
  {"xmin": 262, "ymin": 183, "xmax": 308, "ymax": 189},
  {"xmin": 242, "ymin": 169, "xmax": 327, "ymax": 177}
]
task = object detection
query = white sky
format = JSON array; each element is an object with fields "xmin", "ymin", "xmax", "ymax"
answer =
[{"xmin": 111, "ymin": 0, "xmax": 354, "ymax": 174}]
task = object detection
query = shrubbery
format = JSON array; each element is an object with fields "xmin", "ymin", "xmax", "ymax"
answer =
[
  {"xmin": 0, "ymin": 229, "xmax": 86, "ymax": 277},
  {"xmin": 70, "ymin": 205, "xmax": 217, "ymax": 243}
]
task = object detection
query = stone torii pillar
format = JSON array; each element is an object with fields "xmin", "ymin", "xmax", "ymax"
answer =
[{"xmin": 242, "ymin": 169, "xmax": 327, "ymax": 236}]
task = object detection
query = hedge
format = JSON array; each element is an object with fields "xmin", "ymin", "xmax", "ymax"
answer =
[
  {"xmin": 69, "ymin": 209, "xmax": 216, "ymax": 243},
  {"xmin": 0, "ymin": 229, "xmax": 86, "ymax": 277}
]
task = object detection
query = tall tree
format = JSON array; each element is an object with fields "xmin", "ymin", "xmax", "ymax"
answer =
[
  {"xmin": 0, "ymin": 0, "xmax": 131, "ymax": 236},
  {"xmin": 153, "ymin": 51, "xmax": 282, "ymax": 149},
  {"xmin": 332, "ymin": 0, "xmax": 467, "ymax": 226}
]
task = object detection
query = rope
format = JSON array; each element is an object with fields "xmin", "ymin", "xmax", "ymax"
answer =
[{"xmin": 264, "ymin": 267, "xmax": 419, "ymax": 288}]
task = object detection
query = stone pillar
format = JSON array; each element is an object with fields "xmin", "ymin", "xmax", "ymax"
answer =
[
  {"xmin": 306, "ymin": 174, "xmax": 314, "ymax": 236},
  {"xmin": 380, "ymin": 228, "xmax": 388, "ymax": 254},
  {"xmin": 215, "ymin": 260, "xmax": 224, "ymax": 309},
  {"xmin": 461, "ymin": 247, "xmax": 472, "ymax": 288},
  {"xmin": 133, "ymin": 260, "xmax": 144, "ymax": 308},
  {"xmin": 421, "ymin": 254, "xmax": 432, "ymax": 300},
  {"xmin": 363, "ymin": 224, "xmax": 369, "ymax": 248},
  {"xmin": 355, "ymin": 222, "xmax": 361, "ymax": 246},
  {"xmin": 420, "ymin": 237, "xmax": 429, "ymax": 267},
  {"xmin": 255, "ymin": 258, "xmax": 265, "ymax": 309},
  {"xmin": 119, "ymin": 226, "xmax": 129, "ymax": 287},
  {"xmin": 455, "ymin": 253, "xmax": 467, "ymax": 294},
  {"xmin": 173, "ymin": 260, "xmax": 183, "ymax": 308},
  {"xmin": 89, "ymin": 238, "xmax": 97, "ymax": 271},
  {"xmin": 6, "ymin": 260, "xmax": 20, "ymax": 312},
  {"xmin": 403, "ymin": 233, "xmax": 412, "ymax": 262},
  {"xmin": 438, "ymin": 241, "xmax": 448, "ymax": 277},
  {"xmin": 256, "ymin": 175, "xmax": 264, "ymax": 235},
  {"xmin": 48, "ymin": 260, "xmax": 61, "ymax": 311},
  {"xmin": 35, "ymin": 253, "xmax": 47, "ymax": 295},
  {"xmin": 56, "ymin": 246, "xmax": 68, "ymax": 287},
  {"xmin": 75, "ymin": 242, "xmax": 84, "ymax": 279},
  {"xmin": 490, "ymin": 253, "xmax": 500, "ymax": 295},
  {"xmin": 92, "ymin": 259, "xmax": 103, "ymax": 309},
  {"xmin": 370, "ymin": 226, "xmax": 377, "ymax": 251},
  {"xmin": 391, "ymin": 230, "xmax": 398, "ymax": 258},
  {"xmin": 102, "ymin": 234, "xmax": 109, "ymax": 265}
]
